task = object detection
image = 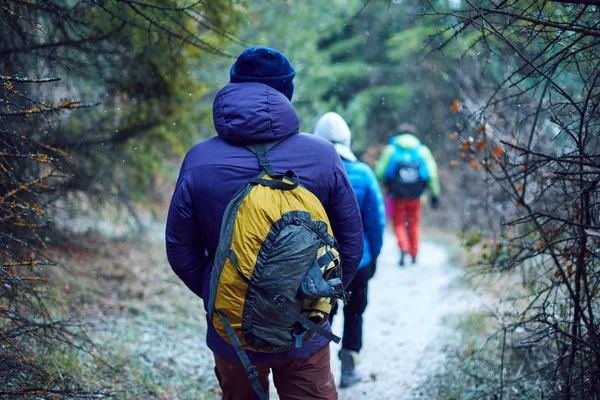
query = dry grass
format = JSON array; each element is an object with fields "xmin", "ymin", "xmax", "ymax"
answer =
[{"xmin": 37, "ymin": 227, "xmax": 221, "ymax": 400}]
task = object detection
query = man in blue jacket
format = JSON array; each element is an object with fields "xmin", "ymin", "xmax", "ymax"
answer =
[
  {"xmin": 165, "ymin": 47, "xmax": 363, "ymax": 400},
  {"xmin": 314, "ymin": 112, "xmax": 386, "ymax": 388}
]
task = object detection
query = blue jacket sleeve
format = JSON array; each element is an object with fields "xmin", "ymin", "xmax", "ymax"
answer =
[
  {"xmin": 165, "ymin": 176, "xmax": 207, "ymax": 299},
  {"xmin": 326, "ymin": 156, "xmax": 364, "ymax": 288},
  {"xmin": 361, "ymin": 166, "xmax": 386, "ymax": 259}
]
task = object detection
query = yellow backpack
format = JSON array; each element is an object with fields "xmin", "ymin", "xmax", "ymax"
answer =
[{"xmin": 207, "ymin": 140, "xmax": 345, "ymax": 398}]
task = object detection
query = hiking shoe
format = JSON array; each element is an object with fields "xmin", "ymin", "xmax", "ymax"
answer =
[
  {"xmin": 399, "ymin": 250, "xmax": 406, "ymax": 267},
  {"xmin": 340, "ymin": 369, "xmax": 362, "ymax": 388},
  {"xmin": 339, "ymin": 349, "xmax": 362, "ymax": 388}
]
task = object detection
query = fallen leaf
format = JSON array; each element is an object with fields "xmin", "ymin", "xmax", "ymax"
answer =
[{"xmin": 450, "ymin": 99, "xmax": 461, "ymax": 114}]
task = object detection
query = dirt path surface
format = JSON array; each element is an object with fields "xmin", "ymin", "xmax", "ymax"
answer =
[{"xmin": 323, "ymin": 230, "xmax": 479, "ymax": 400}]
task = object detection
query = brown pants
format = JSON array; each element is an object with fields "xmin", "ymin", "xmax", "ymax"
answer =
[{"xmin": 214, "ymin": 346, "xmax": 337, "ymax": 400}]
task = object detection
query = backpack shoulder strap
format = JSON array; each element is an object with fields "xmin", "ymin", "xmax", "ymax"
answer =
[
  {"xmin": 391, "ymin": 141, "xmax": 406, "ymax": 158},
  {"xmin": 216, "ymin": 311, "xmax": 268, "ymax": 400},
  {"xmin": 245, "ymin": 138, "xmax": 300, "ymax": 190},
  {"xmin": 245, "ymin": 139, "xmax": 283, "ymax": 178},
  {"xmin": 413, "ymin": 144, "xmax": 425, "ymax": 160}
]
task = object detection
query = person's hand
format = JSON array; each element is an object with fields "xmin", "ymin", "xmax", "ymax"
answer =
[{"xmin": 431, "ymin": 197, "xmax": 440, "ymax": 209}]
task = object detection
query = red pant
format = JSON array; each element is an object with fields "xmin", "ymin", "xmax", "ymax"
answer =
[
  {"xmin": 392, "ymin": 198, "xmax": 422, "ymax": 258},
  {"xmin": 214, "ymin": 346, "xmax": 336, "ymax": 400}
]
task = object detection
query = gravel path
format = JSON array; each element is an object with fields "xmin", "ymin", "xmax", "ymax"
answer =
[{"xmin": 323, "ymin": 230, "xmax": 479, "ymax": 399}]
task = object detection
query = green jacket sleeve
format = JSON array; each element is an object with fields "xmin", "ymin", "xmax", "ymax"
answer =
[
  {"xmin": 420, "ymin": 145, "xmax": 440, "ymax": 197},
  {"xmin": 375, "ymin": 144, "xmax": 394, "ymax": 181}
]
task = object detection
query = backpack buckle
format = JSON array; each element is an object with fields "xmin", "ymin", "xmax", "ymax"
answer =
[
  {"xmin": 246, "ymin": 365, "xmax": 259, "ymax": 380},
  {"xmin": 293, "ymin": 329, "xmax": 308, "ymax": 348},
  {"xmin": 259, "ymin": 159, "xmax": 271, "ymax": 167}
]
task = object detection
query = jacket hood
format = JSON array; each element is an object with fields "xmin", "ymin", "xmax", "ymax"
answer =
[
  {"xmin": 392, "ymin": 133, "xmax": 421, "ymax": 149},
  {"xmin": 212, "ymin": 82, "xmax": 300, "ymax": 145},
  {"xmin": 313, "ymin": 112, "xmax": 356, "ymax": 162}
]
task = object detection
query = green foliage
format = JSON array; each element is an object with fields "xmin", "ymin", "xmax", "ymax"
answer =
[
  {"xmin": 226, "ymin": 0, "xmax": 465, "ymax": 157},
  {"xmin": 0, "ymin": 1, "xmax": 247, "ymax": 396},
  {"xmin": 458, "ymin": 229, "xmax": 484, "ymax": 250},
  {"xmin": 386, "ymin": 24, "xmax": 440, "ymax": 60},
  {"xmin": 2, "ymin": 0, "xmax": 247, "ymax": 202},
  {"xmin": 165, "ymin": 1, "xmax": 462, "ymax": 177}
]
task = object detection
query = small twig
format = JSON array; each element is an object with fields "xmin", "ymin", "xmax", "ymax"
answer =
[
  {"xmin": 0, "ymin": 75, "xmax": 61, "ymax": 83},
  {"xmin": 500, "ymin": 326, "xmax": 507, "ymax": 400}
]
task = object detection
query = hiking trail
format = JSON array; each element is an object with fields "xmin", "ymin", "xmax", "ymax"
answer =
[{"xmin": 88, "ymin": 218, "xmax": 478, "ymax": 399}]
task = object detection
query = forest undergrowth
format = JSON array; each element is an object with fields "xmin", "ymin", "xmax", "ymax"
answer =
[
  {"xmin": 21, "ymin": 209, "xmax": 474, "ymax": 400},
  {"xmin": 26, "ymin": 216, "xmax": 221, "ymax": 400},
  {"xmin": 419, "ymin": 236, "xmax": 565, "ymax": 400}
]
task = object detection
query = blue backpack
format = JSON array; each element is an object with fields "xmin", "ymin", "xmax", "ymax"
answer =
[{"xmin": 385, "ymin": 143, "xmax": 429, "ymax": 199}]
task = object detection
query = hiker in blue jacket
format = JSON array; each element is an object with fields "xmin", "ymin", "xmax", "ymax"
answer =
[
  {"xmin": 314, "ymin": 112, "xmax": 386, "ymax": 388},
  {"xmin": 165, "ymin": 47, "xmax": 363, "ymax": 400}
]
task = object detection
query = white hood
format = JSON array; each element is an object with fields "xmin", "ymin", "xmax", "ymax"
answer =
[{"xmin": 312, "ymin": 112, "xmax": 357, "ymax": 162}]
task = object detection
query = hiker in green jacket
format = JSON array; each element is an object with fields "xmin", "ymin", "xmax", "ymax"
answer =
[{"xmin": 375, "ymin": 124, "xmax": 441, "ymax": 266}]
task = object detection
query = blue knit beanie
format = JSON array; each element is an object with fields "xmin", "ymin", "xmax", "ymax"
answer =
[{"xmin": 230, "ymin": 46, "xmax": 295, "ymax": 100}]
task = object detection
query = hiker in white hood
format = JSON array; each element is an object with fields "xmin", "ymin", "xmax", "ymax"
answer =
[{"xmin": 314, "ymin": 112, "xmax": 386, "ymax": 388}]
